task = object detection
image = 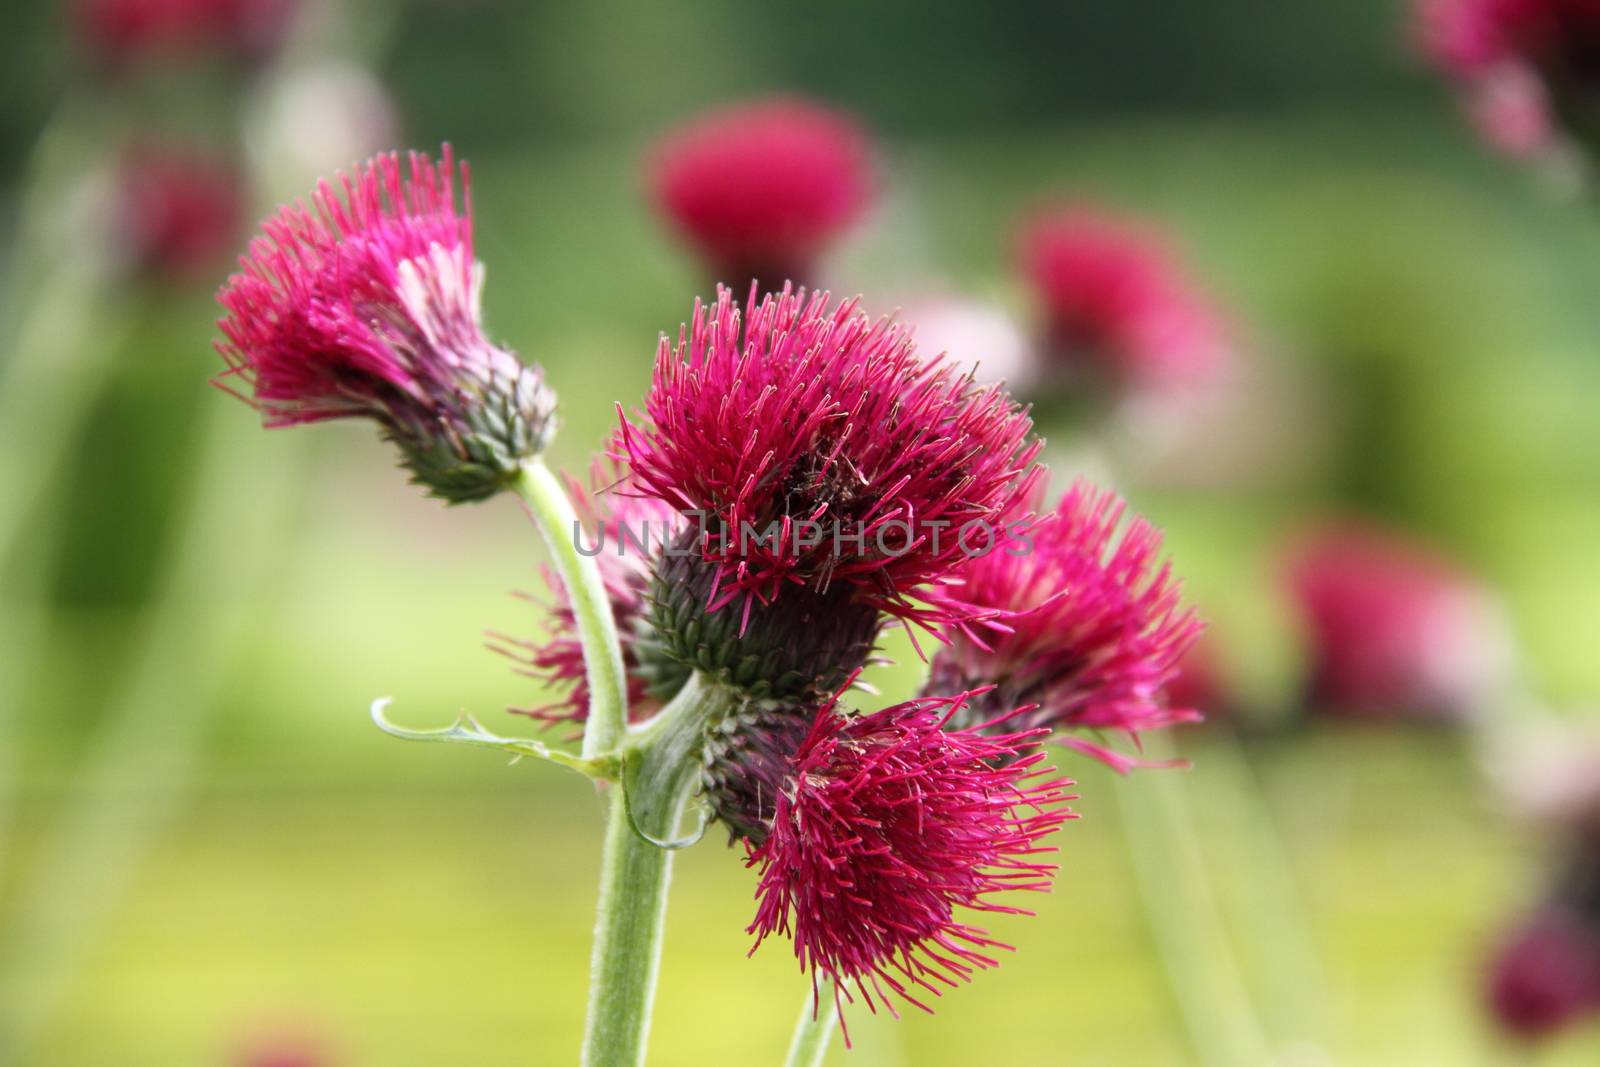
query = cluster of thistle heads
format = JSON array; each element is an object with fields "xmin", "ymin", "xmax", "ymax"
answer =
[
  {"xmin": 210, "ymin": 122, "xmax": 1215, "ymax": 1025},
  {"xmin": 206, "ymin": 41, "xmax": 1582, "ymax": 1028}
]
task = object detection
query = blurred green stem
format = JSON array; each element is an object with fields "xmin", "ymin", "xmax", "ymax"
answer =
[
  {"xmin": 582, "ymin": 672, "xmax": 730, "ymax": 1067},
  {"xmin": 0, "ymin": 409, "xmax": 302, "ymax": 1062},
  {"xmin": 1114, "ymin": 733, "xmax": 1271, "ymax": 1067},
  {"xmin": 0, "ymin": 96, "xmax": 121, "ymax": 903},
  {"xmin": 783, "ymin": 986, "xmax": 835, "ymax": 1067},
  {"xmin": 1203, "ymin": 729, "xmax": 1325, "ymax": 1051},
  {"xmin": 513, "ymin": 459, "xmax": 627, "ymax": 761}
]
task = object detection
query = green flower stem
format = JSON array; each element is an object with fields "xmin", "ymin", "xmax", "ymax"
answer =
[
  {"xmin": 512, "ymin": 458, "xmax": 627, "ymax": 760},
  {"xmin": 582, "ymin": 672, "xmax": 734, "ymax": 1067},
  {"xmin": 1113, "ymin": 732, "xmax": 1271, "ymax": 1067},
  {"xmin": 1202, "ymin": 730, "xmax": 1324, "ymax": 1051},
  {"xmin": 783, "ymin": 985, "xmax": 835, "ymax": 1067},
  {"xmin": 0, "ymin": 99, "xmax": 123, "ymax": 909}
]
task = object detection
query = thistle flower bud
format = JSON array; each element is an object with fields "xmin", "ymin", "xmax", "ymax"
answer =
[
  {"xmin": 697, "ymin": 697, "xmax": 814, "ymax": 846},
  {"xmin": 641, "ymin": 532, "xmax": 881, "ymax": 701},
  {"xmin": 648, "ymin": 97, "xmax": 874, "ymax": 294},
  {"xmin": 215, "ymin": 147, "xmax": 557, "ymax": 503},
  {"xmin": 928, "ymin": 482, "xmax": 1203, "ymax": 772}
]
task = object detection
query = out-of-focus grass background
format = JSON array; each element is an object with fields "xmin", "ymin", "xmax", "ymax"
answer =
[{"xmin": 4, "ymin": 1, "xmax": 1600, "ymax": 1064}]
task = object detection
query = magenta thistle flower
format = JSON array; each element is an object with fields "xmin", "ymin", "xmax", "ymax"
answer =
[
  {"xmin": 1282, "ymin": 521, "xmax": 1511, "ymax": 723},
  {"xmin": 75, "ymin": 0, "xmax": 299, "ymax": 69},
  {"xmin": 648, "ymin": 98, "xmax": 874, "ymax": 294},
  {"xmin": 746, "ymin": 691, "xmax": 1075, "ymax": 1028},
  {"xmin": 1016, "ymin": 205, "xmax": 1229, "ymax": 394},
  {"xmin": 927, "ymin": 481, "xmax": 1203, "ymax": 773},
  {"xmin": 1485, "ymin": 905, "xmax": 1600, "ymax": 1039},
  {"xmin": 491, "ymin": 465, "xmax": 686, "ymax": 730},
  {"xmin": 215, "ymin": 147, "xmax": 556, "ymax": 503},
  {"xmin": 618, "ymin": 286, "xmax": 1042, "ymax": 631},
  {"xmin": 1417, "ymin": 0, "xmax": 1600, "ymax": 161},
  {"xmin": 114, "ymin": 141, "xmax": 246, "ymax": 281}
]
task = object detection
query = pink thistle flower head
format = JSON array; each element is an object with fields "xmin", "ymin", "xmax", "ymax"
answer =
[
  {"xmin": 746, "ymin": 690, "xmax": 1075, "ymax": 1028},
  {"xmin": 114, "ymin": 141, "xmax": 246, "ymax": 282},
  {"xmin": 1417, "ymin": 0, "xmax": 1600, "ymax": 160},
  {"xmin": 648, "ymin": 98, "xmax": 874, "ymax": 293},
  {"xmin": 215, "ymin": 147, "xmax": 557, "ymax": 504},
  {"xmin": 1485, "ymin": 906, "xmax": 1600, "ymax": 1039},
  {"xmin": 490, "ymin": 462, "xmax": 688, "ymax": 732},
  {"xmin": 927, "ymin": 481, "xmax": 1203, "ymax": 773},
  {"xmin": 75, "ymin": 0, "xmax": 299, "ymax": 70},
  {"xmin": 1282, "ymin": 521, "xmax": 1512, "ymax": 723},
  {"xmin": 1016, "ymin": 205, "xmax": 1229, "ymax": 394},
  {"xmin": 619, "ymin": 286, "xmax": 1042, "ymax": 632}
]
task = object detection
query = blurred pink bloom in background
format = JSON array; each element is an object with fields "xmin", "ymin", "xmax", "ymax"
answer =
[
  {"xmin": 1416, "ymin": 0, "xmax": 1600, "ymax": 160},
  {"xmin": 75, "ymin": 0, "xmax": 299, "ymax": 69},
  {"xmin": 113, "ymin": 142, "xmax": 246, "ymax": 281},
  {"xmin": 648, "ymin": 97, "xmax": 875, "ymax": 294},
  {"xmin": 1016, "ymin": 204, "xmax": 1230, "ymax": 395},
  {"xmin": 1485, "ymin": 905, "xmax": 1600, "ymax": 1039},
  {"xmin": 1282, "ymin": 521, "xmax": 1512, "ymax": 723}
]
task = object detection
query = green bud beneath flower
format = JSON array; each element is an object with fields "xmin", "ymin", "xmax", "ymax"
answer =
[
  {"xmin": 642, "ymin": 530, "xmax": 880, "ymax": 702},
  {"xmin": 388, "ymin": 360, "xmax": 557, "ymax": 504}
]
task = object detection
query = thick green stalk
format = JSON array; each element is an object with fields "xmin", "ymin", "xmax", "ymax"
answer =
[
  {"xmin": 581, "ymin": 673, "xmax": 731, "ymax": 1067},
  {"xmin": 783, "ymin": 986, "xmax": 835, "ymax": 1067},
  {"xmin": 513, "ymin": 458, "xmax": 627, "ymax": 759}
]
